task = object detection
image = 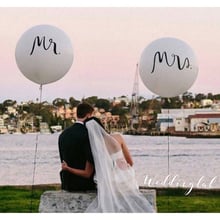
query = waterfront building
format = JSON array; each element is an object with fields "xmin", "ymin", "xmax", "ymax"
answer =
[
  {"xmin": 157, "ymin": 108, "xmax": 220, "ymax": 132},
  {"xmin": 189, "ymin": 114, "xmax": 220, "ymax": 132},
  {"xmin": 200, "ymin": 99, "xmax": 213, "ymax": 107},
  {"xmin": 0, "ymin": 117, "xmax": 8, "ymax": 134},
  {"xmin": 40, "ymin": 122, "xmax": 51, "ymax": 134},
  {"xmin": 52, "ymin": 106, "xmax": 76, "ymax": 120}
]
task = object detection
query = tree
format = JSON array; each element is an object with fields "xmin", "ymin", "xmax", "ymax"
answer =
[
  {"xmin": 195, "ymin": 93, "xmax": 206, "ymax": 102},
  {"xmin": 182, "ymin": 91, "xmax": 194, "ymax": 102},
  {"xmin": 40, "ymin": 106, "xmax": 54, "ymax": 125},
  {"xmin": 69, "ymin": 97, "xmax": 80, "ymax": 108},
  {"xmin": 83, "ymin": 96, "xmax": 98, "ymax": 106},
  {"xmin": 213, "ymin": 94, "xmax": 220, "ymax": 100},
  {"xmin": 111, "ymin": 105, "xmax": 128, "ymax": 116},
  {"xmin": 161, "ymin": 96, "xmax": 182, "ymax": 109},
  {"xmin": 95, "ymin": 98, "xmax": 111, "ymax": 111},
  {"xmin": 207, "ymin": 93, "xmax": 213, "ymax": 100},
  {"xmin": 23, "ymin": 103, "xmax": 41, "ymax": 115},
  {"xmin": 52, "ymin": 98, "xmax": 67, "ymax": 107},
  {"xmin": 3, "ymin": 99, "xmax": 16, "ymax": 107},
  {"xmin": 0, "ymin": 103, "xmax": 4, "ymax": 114},
  {"xmin": 139, "ymin": 99, "xmax": 161, "ymax": 113}
]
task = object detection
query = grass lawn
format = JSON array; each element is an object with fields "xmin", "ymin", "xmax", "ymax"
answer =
[
  {"xmin": 0, "ymin": 185, "xmax": 219, "ymax": 213},
  {"xmin": 155, "ymin": 188, "xmax": 220, "ymax": 212}
]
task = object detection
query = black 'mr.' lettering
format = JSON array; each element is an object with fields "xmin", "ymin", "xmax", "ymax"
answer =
[
  {"xmin": 30, "ymin": 36, "xmax": 61, "ymax": 55},
  {"xmin": 151, "ymin": 51, "xmax": 191, "ymax": 73}
]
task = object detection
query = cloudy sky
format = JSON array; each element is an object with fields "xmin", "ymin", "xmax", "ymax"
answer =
[{"xmin": 1, "ymin": 3, "xmax": 220, "ymax": 102}]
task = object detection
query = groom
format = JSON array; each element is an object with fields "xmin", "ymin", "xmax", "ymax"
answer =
[{"xmin": 58, "ymin": 102, "xmax": 96, "ymax": 191}]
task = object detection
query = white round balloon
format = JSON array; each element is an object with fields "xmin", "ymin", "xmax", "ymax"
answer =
[
  {"xmin": 139, "ymin": 37, "xmax": 198, "ymax": 97},
  {"xmin": 15, "ymin": 24, "xmax": 73, "ymax": 85}
]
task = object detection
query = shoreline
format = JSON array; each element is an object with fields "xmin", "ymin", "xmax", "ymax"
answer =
[
  {"xmin": 1, "ymin": 184, "xmax": 220, "ymax": 196},
  {"xmin": 124, "ymin": 130, "xmax": 220, "ymax": 138}
]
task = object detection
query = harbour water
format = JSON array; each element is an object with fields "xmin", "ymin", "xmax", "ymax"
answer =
[{"xmin": 0, "ymin": 133, "xmax": 219, "ymax": 193}]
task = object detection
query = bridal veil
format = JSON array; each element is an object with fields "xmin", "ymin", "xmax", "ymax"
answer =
[{"xmin": 85, "ymin": 118, "xmax": 155, "ymax": 213}]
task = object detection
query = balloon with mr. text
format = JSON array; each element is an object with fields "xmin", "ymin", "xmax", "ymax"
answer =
[
  {"xmin": 139, "ymin": 37, "xmax": 198, "ymax": 98},
  {"xmin": 15, "ymin": 24, "xmax": 73, "ymax": 85}
]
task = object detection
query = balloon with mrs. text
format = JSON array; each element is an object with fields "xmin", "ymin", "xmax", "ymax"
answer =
[
  {"xmin": 15, "ymin": 24, "xmax": 73, "ymax": 85},
  {"xmin": 139, "ymin": 37, "xmax": 198, "ymax": 98}
]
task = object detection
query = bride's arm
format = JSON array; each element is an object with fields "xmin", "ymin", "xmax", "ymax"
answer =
[
  {"xmin": 111, "ymin": 133, "xmax": 133, "ymax": 166},
  {"xmin": 121, "ymin": 137, "xmax": 133, "ymax": 166},
  {"xmin": 62, "ymin": 160, "xmax": 94, "ymax": 178}
]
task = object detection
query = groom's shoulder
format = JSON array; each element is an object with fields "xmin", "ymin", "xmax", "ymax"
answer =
[
  {"xmin": 66, "ymin": 123, "xmax": 88, "ymax": 135},
  {"xmin": 59, "ymin": 123, "xmax": 87, "ymax": 137}
]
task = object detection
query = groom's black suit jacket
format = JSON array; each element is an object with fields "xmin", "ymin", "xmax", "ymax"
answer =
[{"xmin": 58, "ymin": 122, "xmax": 96, "ymax": 191}]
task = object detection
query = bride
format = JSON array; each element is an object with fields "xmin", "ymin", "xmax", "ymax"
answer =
[{"xmin": 62, "ymin": 117, "xmax": 155, "ymax": 213}]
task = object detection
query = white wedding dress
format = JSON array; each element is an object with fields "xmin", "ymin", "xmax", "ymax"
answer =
[{"xmin": 85, "ymin": 119, "xmax": 155, "ymax": 213}]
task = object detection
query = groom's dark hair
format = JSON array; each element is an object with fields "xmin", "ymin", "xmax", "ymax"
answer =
[{"xmin": 76, "ymin": 102, "xmax": 94, "ymax": 118}]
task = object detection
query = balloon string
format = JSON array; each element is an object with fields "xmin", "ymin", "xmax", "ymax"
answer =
[
  {"xmin": 167, "ymin": 104, "xmax": 170, "ymax": 211},
  {"xmin": 30, "ymin": 84, "xmax": 43, "ymax": 212},
  {"xmin": 167, "ymin": 107, "xmax": 170, "ymax": 183}
]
